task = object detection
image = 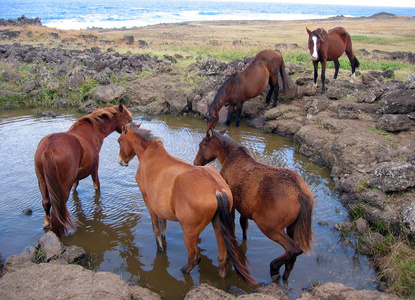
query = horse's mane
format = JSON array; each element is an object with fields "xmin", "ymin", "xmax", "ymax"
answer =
[
  {"xmin": 128, "ymin": 123, "xmax": 163, "ymax": 144},
  {"xmin": 75, "ymin": 105, "xmax": 128, "ymax": 131},
  {"xmin": 209, "ymin": 73, "xmax": 238, "ymax": 109},
  {"xmin": 313, "ymin": 28, "xmax": 327, "ymax": 41}
]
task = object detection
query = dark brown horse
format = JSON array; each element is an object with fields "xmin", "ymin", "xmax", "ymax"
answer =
[
  {"xmin": 206, "ymin": 49, "xmax": 289, "ymax": 129},
  {"xmin": 306, "ymin": 27, "xmax": 360, "ymax": 94},
  {"xmin": 194, "ymin": 129, "xmax": 314, "ymax": 281},
  {"xmin": 117, "ymin": 122, "xmax": 256, "ymax": 284},
  {"xmin": 34, "ymin": 104, "xmax": 132, "ymax": 237}
]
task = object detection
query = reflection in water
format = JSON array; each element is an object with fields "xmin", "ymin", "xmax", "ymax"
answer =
[{"xmin": 0, "ymin": 110, "xmax": 378, "ymax": 299}]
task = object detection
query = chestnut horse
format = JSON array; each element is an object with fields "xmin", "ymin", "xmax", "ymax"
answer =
[
  {"xmin": 34, "ymin": 104, "xmax": 132, "ymax": 237},
  {"xmin": 117, "ymin": 122, "xmax": 256, "ymax": 284},
  {"xmin": 206, "ymin": 49, "xmax": 289, "ymax": 129},
  {"xmin": 194, "ymin": 129, "xmax": 314, "ymax": 281},
  {"xmin": 306, "ymin": 27, "xmax": 360, "ymax": 94}
]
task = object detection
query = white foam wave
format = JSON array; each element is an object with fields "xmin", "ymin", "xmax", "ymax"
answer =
[{"xmin": 43, "ymin": 11, "xmax": 340, "ymax": 30}]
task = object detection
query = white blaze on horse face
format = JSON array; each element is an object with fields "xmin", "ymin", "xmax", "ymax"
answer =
[{"xmin": 311, "ymin": 36, "xmax": 318, "ymax": 60}]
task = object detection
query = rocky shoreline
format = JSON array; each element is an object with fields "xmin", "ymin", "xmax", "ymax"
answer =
[
  {"xmin": 0, "ymin": 16, "xmax": 414, "ymax": 299},
  {"xmin": 0, "ymin": 232, "xmax": 401, "ymax": 299}
]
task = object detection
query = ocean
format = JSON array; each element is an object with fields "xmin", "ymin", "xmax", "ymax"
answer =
[{"xmin": 1, "ymin": 0, "xmax": 414, "ymax": 30}]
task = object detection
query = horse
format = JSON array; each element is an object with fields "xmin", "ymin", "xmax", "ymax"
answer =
[
  {"xmin": 117, "ymin": 122, "xmax": 256, "ymax": 284},
  {"xmin": 306, "ymin": 27, "xmax": 360, "ymax": 94},
  {"xmin": 194, "ymin": 129, "xmax": 314, "ymax": 281},
  {"xmin": 206, "ymin": 49, "xmax": 289, "ymax": 129},
  {"xmin": 34, "ymin": 104, "xmax": 132, "ymax": 237}
]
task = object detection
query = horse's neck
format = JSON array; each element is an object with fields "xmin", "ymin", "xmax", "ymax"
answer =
[
  {"xmin": 136, "ymin": 140, "xmax": 169, "ymax": 163},
  {"xmin": 67, "ymin": 122, "xmax": 106, "ymax": 147},
  {"xmin": 220, "ymin": 145, "xmax": 249, "ymax": 168}
]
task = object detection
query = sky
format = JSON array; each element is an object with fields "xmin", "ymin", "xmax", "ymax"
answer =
[{"xmin": 202, "ymin": 0, "xmax": 415, "ymax": 8}]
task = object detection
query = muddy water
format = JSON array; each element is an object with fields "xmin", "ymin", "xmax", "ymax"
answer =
[{"xmin": 0, "ymin": 109, "xmax": 378, "ymax": 299}]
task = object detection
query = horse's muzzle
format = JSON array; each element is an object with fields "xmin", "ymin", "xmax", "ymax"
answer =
[{"xmin": 118, "ymin": 156, "xmax": 128, "ymax": 167}]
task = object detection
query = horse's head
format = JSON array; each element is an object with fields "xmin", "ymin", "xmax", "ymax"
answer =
[
  {"xmin": 306, "ymin": 27, "xmax": 327, "ymax": 61},
  {"xmin": 206, "ymin": 107, "xmax": 219, "ymax": 130},
  {"xmin": 194, "ymin": 128, "xmax": 226, "ymax": 166},
  {"xmin": 117, "ymin": 122, "xmax": 140, "ymax": 167},
  {"xmin": 113, "ymin": 104, "xmax": 133, "ymax": 133}
]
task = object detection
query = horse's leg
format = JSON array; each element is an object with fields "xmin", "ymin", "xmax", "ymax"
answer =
[
  {"xmin": 225, "ymin": 105, "xmax": 235, "ymax": 126},
  {"xmin": 240, "ymin": 215, "xmax": 248, "ymax": 240},
  {"xmin": 268, "ymin": 230, "xmax": 302, "ymax": 282},
  {"xmin": 282, "ymin": 224, "xmax": 302, "ymax": 281},
  {"xmin": 38, "ymin": 180, "xmax": 51, "ymax": 229},
  {"xmin": 91, "ymin": 166, "xmax": 100, "ymax": 191},
  {"xmin": 333, "ymin": 59, "xmax": 340, "ymax": 79},
  {"xmin": 212, "ymin": 216, "xmax": 229, "ymax": 278},
  {"xmin": 320, "ymin": 60, "xmax": 327, "ymax": 94},
  {"xmin": 312, "ymin": 61, "xmax": 319, "ymax": 86},
  {"xmin": 181, "ymin": 230, "xmax": 202, "ymax": 274},
  {"xmin": 265, "ymin": 78, "xmax": 274, "ymax": 105},
  {"xmin": 235, "ymin": 103, "xmax": 243, "ymax": 127},
  {"xmin": 148, "ymin": 210, "xmax": 164, "ymax": 252},
  {"xmin": 158, "ymin": 217, "xmax": 167, "ymax": 239}
]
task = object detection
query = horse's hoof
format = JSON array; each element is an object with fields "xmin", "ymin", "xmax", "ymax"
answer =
[{"xmin": 271, "ymin": 273, "xmax": 281, "ymax": 282}]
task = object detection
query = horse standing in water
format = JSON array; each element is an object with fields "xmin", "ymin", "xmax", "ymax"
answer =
[
  {"xmin": 206, "ymin": 49, "xmax": 289, "ymax": 129},
  {"xmin": 194, "ymin": 129, "xmax": 314, "ymax": 281},
  {"xmin": 306, "ymin": 27, "xmax": 360, "ymax": 94},
  {"xmin": 34, "ymin": 104, "xmax": 132, "ymax": 237},
  {"xmin": 117, "ymin": 122, "xmax": 256, "ymax": 284}
]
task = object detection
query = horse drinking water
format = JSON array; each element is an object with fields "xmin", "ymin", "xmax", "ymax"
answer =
[
  {"xmin": 117, "ymin": 122, "xmax": 256, "ymax": 284},
  {"xmin": 194, "ymin": 129, "xmax": 314, "ymax": 281},
  {"xmin": 306, "ymin": 27, "xmax": 360, "ymax": 94},
  {"xmin": 206, "ymin": 49, "xmax": 289, "ymax": 129},
  {"xmin": 34, "ymin": 104, "xmax": 132, "ymax": 237}
]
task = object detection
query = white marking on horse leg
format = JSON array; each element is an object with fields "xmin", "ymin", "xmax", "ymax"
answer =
[
  {"xmin": 351, "ymin": 73, "xmax": 356, "ymax": 83},
  {"xmin": 311, "ymin": 36, "xmax": 318, "ymax": 60}
]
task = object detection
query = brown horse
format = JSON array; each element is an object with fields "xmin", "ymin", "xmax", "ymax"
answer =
[
  {"xmin": 194, "ymin": 129, "xmax": 314, "ymax": 281},
  {"xmin": 34, "ymin": 104, "xmax": 132, "ymax": 237},
  {"xmin": 117, "ymin": 122, "xmax": 256, "ymax": 284},
  {"xmin": 306, "ymin": 27, "xmax": 360, "ymax": 94},
  {"xmin": 206, "ymin": 49, "xmax": 289, "ymax": 129}
]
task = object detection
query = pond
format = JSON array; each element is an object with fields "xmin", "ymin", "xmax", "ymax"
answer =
[{"xmin": 0, "ymin": 109, "xmax": 378, "ymax": 299}]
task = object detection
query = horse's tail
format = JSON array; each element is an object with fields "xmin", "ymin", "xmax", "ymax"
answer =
[
  {"xmin": 42, "ymin": 150, "xmax": 73, "ymax": 238},
  {"xmin": 353, "ymin": 56, "xmax": 360, "ymax": 69},
  {"xmin": 216, "ymin": 191, "xmax": 257, "ymax": 284},
  {"xmin": 278, "ymin": 52, "xmax": 289, "ymax": 99},
  {"xmin": 292, "ymin": 192, "xmax": 314, "ymax": 254}
]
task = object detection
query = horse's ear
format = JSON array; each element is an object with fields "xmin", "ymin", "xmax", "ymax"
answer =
[
  {"xmin": 306, "ymin": 27, "xmax": 312, "ymax": 35},
  {"xmin": 218, "ymin": 129, "xmax": 226, "ymax": 135},
  {"xmin": 122, "ymin": 125, "xmax": 127, "ymax": 133},
  {"xmin": 207, "ymin": 128, "xmax": 213, "ymax": 138},
  {"xmin": 118, "ymin": 104, "xmax": 124, "ymax": 113},
  {"xmin": 137, "ymin": 122, "xmax": 142, "ymax": 128},
  {"xmin": 108, "ymin": 103, "xmax": 114, "ymax": 107}
]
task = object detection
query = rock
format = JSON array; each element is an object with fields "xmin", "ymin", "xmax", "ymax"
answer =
[
  {"xmin": 354, "ymin": 218, "xmax": 369, "ymax": 235},
  {"xmin": 22, "ymin": 208, "xmax": 32, "ymax": 215},
  {"xmin": 21, "ymin": 80, "xmax": 36, "ymax": 93},
  {"xmin": 369, "ymin": 162, "xmax": 415, "ymax": 192},
  {"xmin": 333, "ymin": 221, "xmax": 353, "ymax": 234},
  {"xmin": 38, "ymin": 231, "xmax": 62, "ymax": 261},
  {"xmin": 184, "ymin": 283, "xmax": 232, "ymax": 299},
  {"xmin": 0, "ymin": 263, "xmax": 137, "ymax": 300},
  {"xmin": 3, "ymin": 255, "xmax": 36, "ymax": 273},
  {"xmin": 360, "ymin": 190, "xmax": 388, "ymax": 210},
  {"xmin": 253, "ymin": 283, "xmax": 290, "ymax": 299},
  {"xmin": 164, "ymin": 89, "xmax": 188, "ymax": 114},
  {"xmin": 1, "ymin": 71, "xmax": 23, "ymax": 82},
  {"xmin": 402, "ymin": 203, "xmax": 415, "ymax": 239},
  {"xmin": 61, "ymin": 245, "xmax": 87, "ymax": 264},
  {"xmin": 130, "ymin": 286, "xmax": 161, "ymax": 299},
  {"xmin": 360, "ymin": 232, "xmax": 386, "ymax": 255},
  {"xmin": 379, "ymin": 89, "xmax": 415, "ymax": 114},
  {"xmin": 376, "ymin": 114, "xmax": 411, "ymax": 132},
  {"xmin": 92, "ymin": 84, "xmax": 126, "ymax": 103},
  {"xmin": 298, "ymin": 282, "xmax": 400, "ymax": 299},
  {"xmin": 68, "ymin": 72, "xmax": 84, "ymax": 91}
]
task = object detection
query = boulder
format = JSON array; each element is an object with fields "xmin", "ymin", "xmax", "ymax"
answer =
[
  {"xmin": 376, "ymin": 114, "xmax": 411, "ymax": 132},
  {"xmin": 92, "ymin": 84, "xmax": 126, "ymax": 103},
  {"xmin": 369, "ymin": 162, "xmax": 415, "ymax": 192}
]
